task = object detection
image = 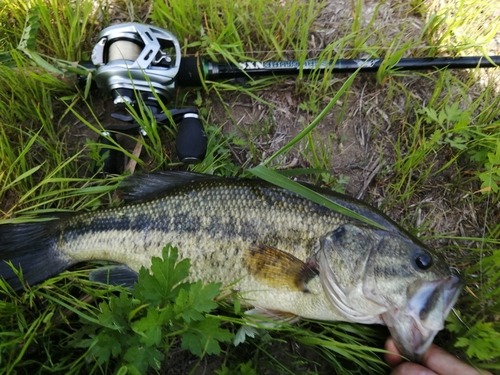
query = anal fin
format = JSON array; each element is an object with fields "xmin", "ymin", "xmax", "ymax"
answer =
[{"xmin": 245, "ymin": 307, "xmax": 300, "ymax": 327}]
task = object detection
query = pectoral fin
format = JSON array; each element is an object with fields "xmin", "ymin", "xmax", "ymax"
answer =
[{"xmin": 245, "ymin": 244, "xmax": 318, "ymax": 292}]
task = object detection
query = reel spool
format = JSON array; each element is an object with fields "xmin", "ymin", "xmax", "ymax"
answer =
[
  {"xmin": 92, "ymin": 23, "xmax": 181, "ymax": 104},
  {"xmin": 90, "ymin": 23, "xmax": 207, "ymax": 169}
]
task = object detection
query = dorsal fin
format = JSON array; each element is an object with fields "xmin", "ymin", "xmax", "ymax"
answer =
[{"xmin": 119, "ymin": 171, "xmax": 222, "ymax": 203}]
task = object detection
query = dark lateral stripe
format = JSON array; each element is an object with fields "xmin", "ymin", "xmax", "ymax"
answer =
[{"xmin": 61, "ymin": 212, "xmax": 206, "ymax": 242}]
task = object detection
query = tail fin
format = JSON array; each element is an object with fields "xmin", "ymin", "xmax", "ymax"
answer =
[{"xmin": 0, "ymin": 218, "xmax": 72, "ymax": 291}]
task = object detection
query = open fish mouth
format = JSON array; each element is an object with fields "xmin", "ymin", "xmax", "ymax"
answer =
[
  {"xmin": 383, "ymin": 275, "xmax": 463, "ymax": 362},
  {"xmin": 316, "ymin": 224, "xmax": 463, "ymax": 363}
]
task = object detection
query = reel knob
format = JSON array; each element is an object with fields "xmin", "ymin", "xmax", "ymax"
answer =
[{"xmin": 176, "ymin": 113, "xmax": 207, "ymax": 163}]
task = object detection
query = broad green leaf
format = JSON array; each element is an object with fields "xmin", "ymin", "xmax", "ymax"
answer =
[
  {"xmin": 181, "ymin": 317, "xmax": 233, "ymax": 356},
  {"xmin": 124, "ymin": 345, "xmax": 164, "ymax": 372},
  {"xmin": 132, "ymin": 309, "xmax": 171, "ymax": 346},
  {"xmin": 174, "ymin": 281, "xmax": 221, "ymax": 323},
  {"xmin": 133, "ymin": 245, "xmax": 191, "ymax": 305},
  {"xmin": 233, "ymin": 325, "xmax": 259, "ymax": 346},
  {"xmin": 151, "ymin": 245, "xmax": 191, "ymax": 292}
]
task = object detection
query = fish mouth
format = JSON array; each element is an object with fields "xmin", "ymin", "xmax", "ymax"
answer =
[{"xmin": 383, "ymin": 275, "xmax": 463, "ymax": 362}]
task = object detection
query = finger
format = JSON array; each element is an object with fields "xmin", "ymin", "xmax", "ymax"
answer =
[
  {"xmin": 422, "ymin": 345, "xmax": 492, "ymax": 375},
  {"xmin": 384, "ymin": 336, "xmax": 492, "ymax": 375},
  {"xmin": 384, "ymin": 337, "xmax": 404, "ymax": 368},
  {"xmin": 390, "ymin": 363, "xmax": 437, "ymax": 375}
]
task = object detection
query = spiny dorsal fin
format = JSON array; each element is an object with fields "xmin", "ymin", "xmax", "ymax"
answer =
[
  {"xmin": 245, "ymin": 244, "xmax": 318, "ymax": 292},
  {"xmin": 119, "ymin": 171, "xmax": 222, "ymax": 203}
]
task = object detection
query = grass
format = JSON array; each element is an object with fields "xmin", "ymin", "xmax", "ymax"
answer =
[{"xmin": 0, "ymin": 0, "xmax": 500, "ymax": 373}]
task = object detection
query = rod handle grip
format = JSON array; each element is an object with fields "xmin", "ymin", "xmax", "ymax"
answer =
[{"xmin": 176, "ymin": 115, "xmax": 207, "ymax": 163}]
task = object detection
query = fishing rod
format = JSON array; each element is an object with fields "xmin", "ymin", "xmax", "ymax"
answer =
[
  {"xmin": 177, "ymin": 54, "xmax": 500, "ymax": 86},
  {"xmin": 87, "ymin": 23, "xmax": 500, "ymax": 173}
]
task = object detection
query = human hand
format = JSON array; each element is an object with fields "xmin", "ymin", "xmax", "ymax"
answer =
[{"xmin": 384, "ymin": 337, "xmax": 492, "ymax": 375}]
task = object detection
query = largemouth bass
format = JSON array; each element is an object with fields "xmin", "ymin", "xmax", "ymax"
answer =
[{"xmin": 0, "ymin": 171, "xmax": 461, "ymax": 361}]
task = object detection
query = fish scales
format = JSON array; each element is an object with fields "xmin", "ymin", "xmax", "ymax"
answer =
[
  {"xmin": 0, "ymin": 171, "xmax": 462, "ymax": 362},
  {"xmin": 61, "ymin": 178, "xmax": 347, "ymax": 285}
]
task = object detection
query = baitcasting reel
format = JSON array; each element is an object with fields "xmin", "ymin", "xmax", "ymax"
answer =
[{"xmin": 91, "ymin": 23, "xmax": 207, "ymax": 172}]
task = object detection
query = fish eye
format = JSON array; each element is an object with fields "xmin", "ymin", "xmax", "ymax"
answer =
[{"xmin": 413, "ymin": 251, "xmax": 433, "ymax": 271}]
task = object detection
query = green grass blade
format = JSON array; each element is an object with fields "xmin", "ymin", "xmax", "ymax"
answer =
[
  {"xmin": 37, "ymin": 292, "xmax": 100, "ymax": 325},
  {"xmin": 248, "ymin": 165, "xmax": 387, "ymax": 230},
  {"xmin": 262, "ymin": 70, "xmax": 359, "ymax": 165},
  {"xmin": 3, "ymin": 165, "xmax": 43, "ymax": 191}
]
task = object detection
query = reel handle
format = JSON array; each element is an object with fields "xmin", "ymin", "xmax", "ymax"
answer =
[{"xmin": 176, "ymin": 113, "xmax": 207, "ymax": 163}]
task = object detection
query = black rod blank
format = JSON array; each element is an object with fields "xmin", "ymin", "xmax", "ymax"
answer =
[{"xmin": 176, "ymin": 55, "xmax": 500, "ymax": 87}]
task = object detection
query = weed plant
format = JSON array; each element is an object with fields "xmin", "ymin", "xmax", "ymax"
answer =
[{"xmin": 0, "ymin": 0, "xmax": 499, "ymax": 374}]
